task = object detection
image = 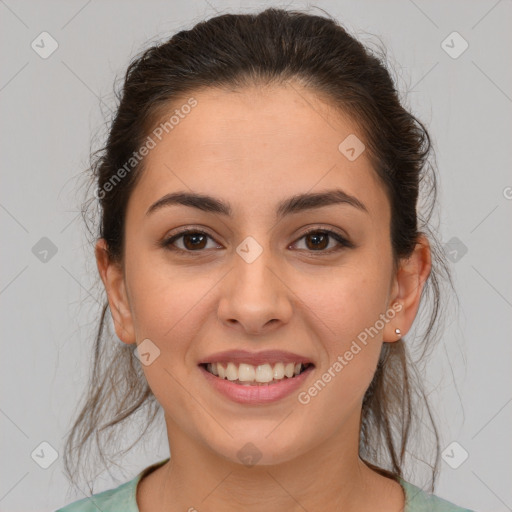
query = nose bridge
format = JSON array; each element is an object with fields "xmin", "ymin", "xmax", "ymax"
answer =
[
  {"xmin": 236, "ymin": 241, "xmax": 274, "ymax": 297},
  {"xmin": 233, "ymin": 236, "xmax": 280, "ymax": 305},
  {"xmin": 217, "ymin": 235, "xmax": 292, "ymax": 333}
]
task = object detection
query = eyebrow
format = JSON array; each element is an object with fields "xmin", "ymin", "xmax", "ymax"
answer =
[{"xmin": 145, "ymin": 188, "xmax": 369, "ymax": 220}]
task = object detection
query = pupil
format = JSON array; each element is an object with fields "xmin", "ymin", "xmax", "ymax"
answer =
[
  {"xmin": 185, "ymin": 233, "xmax": 206, "ymax": 250},
  {"xmin": 307, "ymin": 232, "xmax": 328, "ymax": 250}
]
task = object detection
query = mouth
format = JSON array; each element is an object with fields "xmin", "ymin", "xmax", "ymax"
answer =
[{"xmin": 198, "ymin": 361, "xmax": 315, "ymax": 386}]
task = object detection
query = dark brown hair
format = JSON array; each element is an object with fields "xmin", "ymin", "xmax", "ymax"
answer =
[{"xmin": 64, "ymin": 7, "xmax": 454, "ymax": 495}]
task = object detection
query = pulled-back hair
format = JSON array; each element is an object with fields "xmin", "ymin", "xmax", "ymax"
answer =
[{"xmin": 64, "ymin": 7, "xmax": 454, "ymax": 495}]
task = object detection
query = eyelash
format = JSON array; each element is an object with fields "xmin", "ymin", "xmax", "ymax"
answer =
[{"xmin": 160, "ymin": 226, "xmax": 354, "ymax": 256}]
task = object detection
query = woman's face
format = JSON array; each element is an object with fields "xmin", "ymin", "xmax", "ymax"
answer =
[{"xmin": 97, "ymin": 83, "xmax": 422, "ymax": 466}]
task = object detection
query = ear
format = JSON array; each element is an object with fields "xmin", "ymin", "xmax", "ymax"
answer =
[
  {"xmin": 383, "ymin": 234, "xmax": 432, "ymax": 343},
  {"xmin": 95, "ymin": 238, "xmax": 136, "ymax": 345}
]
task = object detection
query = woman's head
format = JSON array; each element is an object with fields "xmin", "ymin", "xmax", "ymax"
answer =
[{"xmin": 66, "ymin": 7, "xmax": 451, "ymax": 492}]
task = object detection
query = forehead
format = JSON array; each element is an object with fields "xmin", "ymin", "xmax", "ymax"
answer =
[{"xmin": 126, "ymin": 83, "xmax": 389, "ymax": 223}]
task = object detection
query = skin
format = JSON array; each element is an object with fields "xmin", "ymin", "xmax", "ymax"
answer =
[{"xmin": 95, "ymin": 82, "xmax": 431, "ymax": 512}]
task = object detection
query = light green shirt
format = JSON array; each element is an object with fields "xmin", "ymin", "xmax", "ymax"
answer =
[{"xmin": 55, "ymin": 458, "xmax": 475, "ymax": 511}]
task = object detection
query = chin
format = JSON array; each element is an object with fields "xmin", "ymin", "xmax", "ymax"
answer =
[{"xmin": 207, "ymin": 431, "xmax": 311, "ymax": 468}]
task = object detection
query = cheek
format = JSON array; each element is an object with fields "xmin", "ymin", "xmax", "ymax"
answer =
[
  {"xmin": 297, "ymin": 276, "xmax": 385, "ymax": 414},
  {"xmin": 126, "ymin": 255, "xmax": 222, "ymax": 380},
  {"xmin": 295, "ymin": 263, "xmax": 391, "ymax": 343},
  {"xmin": 126, "ymin": 247, "xmax": 198, "ymax": 338},
  {"xmin": 125, "ymin": 263, "xmax": 211, "ymax": 415},
  {"xmin": 291, "ymin": 261, "xmax": 390, "ymax": 400}
]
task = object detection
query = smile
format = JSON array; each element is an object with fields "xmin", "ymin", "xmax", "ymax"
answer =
[
  {"xmin": 201, "ymin": 361, "xmax": 313, "ymax": 385},
  {"xmin": 198, "ymin": 362, "xmax": 315, "ymax": 404}
]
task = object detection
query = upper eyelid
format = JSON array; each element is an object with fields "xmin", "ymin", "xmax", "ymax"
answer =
[
  {"xmin": 165, "ymin": 225, "xmax": 351, "ymax": 249},
  {"xmin": 167, "ymin": 224, "xmax": 347, "ymax": 239}
]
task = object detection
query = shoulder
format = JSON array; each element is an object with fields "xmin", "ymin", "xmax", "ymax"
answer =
[
  {"xmin": 399, "ymin": 478, "xmax": 476, "ymax": 512},
  {"xmin": 54, "ymin": 478, "xmax": 138, "ymax": 512},
  {"xmin": 54, "ymin": 458, "xmax": 170, "ymax": 512}
]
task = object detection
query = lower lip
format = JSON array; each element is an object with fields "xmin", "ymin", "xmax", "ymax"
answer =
[{"xmin": 199, "ymin": 365, "xmax": 315, "ymax": 405}]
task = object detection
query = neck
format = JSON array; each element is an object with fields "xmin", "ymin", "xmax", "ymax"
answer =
[{"xmin": 139, "ymin": 411, "xmax": 401, "ymax": 512}]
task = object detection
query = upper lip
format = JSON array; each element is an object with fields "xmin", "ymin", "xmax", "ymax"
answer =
[{"xmin": 198, "ymin": 350, "xmax": 314, "ymax": 367}]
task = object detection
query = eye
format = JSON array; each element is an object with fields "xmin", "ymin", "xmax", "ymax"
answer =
[
  {"xmin": 161, "ymin": 229, "xmax": 220, "ymax": 253},
  {"xmin": 160, "ymin": 226, "xmax": 354, "ymax": 255},
  {"xmin": 292, "ymin": 228, "xmax": 354, "ymax": 253}
]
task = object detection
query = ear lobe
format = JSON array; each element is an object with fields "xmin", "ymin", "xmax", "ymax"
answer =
[
  {"xmin": 95, "ymin": 238, "xmax": 136, "ymax": 345},
  {"xmin": 383, "ymin": 235, "xmax": 432, "ymax": 342}
]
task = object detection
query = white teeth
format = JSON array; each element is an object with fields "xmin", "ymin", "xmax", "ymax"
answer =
[
  {"xmin": 273, "ymin": 362, "xmax": 285, "ymax": 380},
  {"xmin": 206, "ymin": 363, "xmax": 219, "ymax": 376},
  {"xmin": 226, "ymin": 362, "xmax": 238, "ymax": 381},
  {"xmin": 255, "ymin": 364, "xmax": 273, "ymax": 383},
  {"xmin": 284, "ymin": 362, "xmax": 295, "ymax": 378},
  {"xmin": 205, "ymin": 361, "xmax": 309, "ymax": 383},
  {"xmin": 238, "ymin": 363, "xmax": 256, "ymax": 382}
]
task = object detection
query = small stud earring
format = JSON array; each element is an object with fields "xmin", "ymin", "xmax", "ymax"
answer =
[{"xmin": 395, "ymin": 328, "xmax": 401, "ymax": 337}]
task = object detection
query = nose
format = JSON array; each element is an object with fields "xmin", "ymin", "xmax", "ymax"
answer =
[{"xmin": 216, "ymin": 248, "xmax": 293, "ymax": 336}]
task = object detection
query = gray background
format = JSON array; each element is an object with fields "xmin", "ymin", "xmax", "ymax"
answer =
[{"xmin": 1, "ymin": 1, "xmax": 511, "ymax": 511}]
